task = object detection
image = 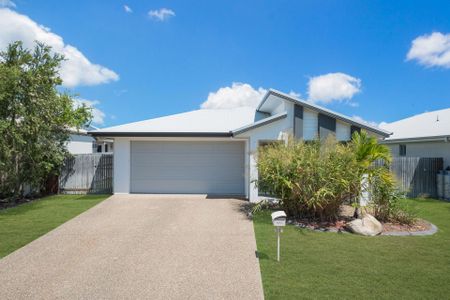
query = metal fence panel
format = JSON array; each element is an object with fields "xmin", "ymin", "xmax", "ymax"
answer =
[
  {"xmin": 59, "ymin": 154, "xmax": 113, "ymax": 194},
  {"xmin": 374, "ymin": 157, "xmax": 443, "ymax": 198}
]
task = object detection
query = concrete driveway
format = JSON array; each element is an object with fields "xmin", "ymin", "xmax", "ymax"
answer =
[{"xmin": 0, "ymin": 195, "xmax": 263, "ymax": 300}]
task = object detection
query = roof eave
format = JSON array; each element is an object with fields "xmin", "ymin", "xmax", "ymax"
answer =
[{"xmin": 88, "ymin": 132, "xmax": 232, "ymax": 138}]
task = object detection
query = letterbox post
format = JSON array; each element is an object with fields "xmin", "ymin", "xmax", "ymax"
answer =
[{"xmin": 271, "ymin": 211, "xmax": 287, "ymax": 262}]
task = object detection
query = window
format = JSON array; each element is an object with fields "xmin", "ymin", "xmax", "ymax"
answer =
[
  {"xmin": 97, "ymin": 145, "xmax": 102, "ymax": 153},
  {"xmin": 258, "ymin": 140, "xmax": 281, "ymax": 148},
  {"xmin": 258, "ymin": 140, "xmax": 280, "ymax": 196},
  {"xmin": 105, "ymin": 144, "xmax": 109, "ymax": 153},
  {"xmin": 399, "ymin": 144, "xmax": 406, "ymax": 156}
]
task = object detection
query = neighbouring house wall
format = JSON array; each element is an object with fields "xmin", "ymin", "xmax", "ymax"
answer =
[
  {"xmin": 94, "ymin": 141, "xmax": 114, "ymax": 153},
  {"xmin": 386, "ymin": 141, "xmax": 450, "ymax": 169},
  {"xmin": 66, "ymin": 134, "xmax": 94, "ymax": 154}
]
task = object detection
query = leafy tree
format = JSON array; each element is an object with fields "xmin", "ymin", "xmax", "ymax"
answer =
[{"xmin": 0, "ymin": 41, "xmax": 91, "ymax": 201}]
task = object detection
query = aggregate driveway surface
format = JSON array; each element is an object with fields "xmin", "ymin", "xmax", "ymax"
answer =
[{"xmin": 0, "ymin": 194, "xmax": 264, "ymax": 300}]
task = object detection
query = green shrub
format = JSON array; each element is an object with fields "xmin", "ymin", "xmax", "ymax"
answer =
[
  {"xmin": 370, "ymin": 170, "xmax": 417, "ymax": 224},
  {"xmin": 257, "ymin": 137, "xmax": 361, "ymax": 221},
  {"xmin": 256, "ymin": 131, "xmax": 415, "ymax": 224}
]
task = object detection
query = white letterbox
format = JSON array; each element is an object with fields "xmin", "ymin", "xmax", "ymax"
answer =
[{"xmin": 271, "ymin": 211, "xmax": 287, "ymax": 227}]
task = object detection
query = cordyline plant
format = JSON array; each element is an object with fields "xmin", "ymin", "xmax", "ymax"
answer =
[
  {"xmin": 0, "ymin": 41, "xmax": 91, "ymax": 201},
  {"xmin": 256, "ymin": 131, "xmax": 410, "ymax": 223}
]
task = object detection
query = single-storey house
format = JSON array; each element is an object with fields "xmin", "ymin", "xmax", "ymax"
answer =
[
  {"xmin": 90, "ymin": 89, "xmax": 390, "ymax": 202},
  {"xmin": 380, "ymin": 108, "xmax": 450, "ymax": 169},
  {"xmin": 67, "ymin": 126, "xmax": 114, "ymax": 154}
]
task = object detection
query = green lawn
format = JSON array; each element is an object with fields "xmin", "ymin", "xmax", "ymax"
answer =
[
  {"xmin": 0, "ymin": 194, "xmax": 109, "ymax": 258},
  {"xmin": 254, "ymin": 198, "xmax": 450, "ymax": 299}
]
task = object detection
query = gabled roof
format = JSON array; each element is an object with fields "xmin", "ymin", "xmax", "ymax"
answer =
[
  {"xmin": 232, "ymin": 112, "xmax": 288, "ymax": 135},
  {"xmin": 90, "ymin": 107, "xmax": 257, "ymax": 137},
  {"xmin": 380, "ymin": 108, "xmax": 450, "ymax": 142},
  {"xmin": 258, "ymin": 89, "xmax": 391, "ymax": 137}
]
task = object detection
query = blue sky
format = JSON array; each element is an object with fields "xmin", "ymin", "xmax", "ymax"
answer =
[{"xmin": 1, "ymin": 1, "xmax": 450, "ymax": 127}]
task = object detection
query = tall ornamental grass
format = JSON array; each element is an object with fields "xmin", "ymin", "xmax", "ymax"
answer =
[{"xmin": 257, "ymin": 137, "xmax": 361, "ymax": 221}]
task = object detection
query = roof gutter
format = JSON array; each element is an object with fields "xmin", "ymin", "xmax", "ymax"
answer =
[{"xmin": 89, "ymin": 132, "xmax": 232, "ymax": 138}]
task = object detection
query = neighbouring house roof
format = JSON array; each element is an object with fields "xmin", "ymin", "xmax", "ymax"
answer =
[
  {"xmin": 90, "ymin": 107, "xmax": 257, "ymax": 137},
  {"xmin": 69, "ymin": 125, "xmax": 99, "ymax": 135},
  {"xmin": 380, "ymin": 108, "xmax": 450, "ymax": 142},
  {"xmin": 259, "ymin": 89, "xmax": 391, "ymax": 137}
]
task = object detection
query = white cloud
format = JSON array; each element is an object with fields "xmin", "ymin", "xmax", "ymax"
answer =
[
  {"xmin": 124, "ymin": 5, "xmax": 132, "ymax": 13},
  {"xmin": 351, "ymin": 115, "xmax": 383, "ymax": 128},
  {"xmin": 0, "ymin": 0, "xmax": 15, "ymax": 8},
  {"xmin": 148, "ymin": 8, "xmax": 175, "ymax": 21},
  {"xmin": 407, "ymin": 32, "xmax": 450, "ymax": 68},
  {"xmin": 307, "ymin": 72, "xmax": 361, "ymax": 104},
  {"xmin": 201, "ymin": 83, "xmax": 301, "ymax": 109},
  {"xmin": 114, "ymin": 89, "xmax": 128, "ymax": 96},
  {"xmin": 288, "ymin": 90, "xmax": 301, "ymax": 98},
  {"xmin": 73, "ymin": 98, "xmax": 106, "ymax": 125},
  {"xmin": 0, "ymin": 8, "xmax": 119, "ymax": 87},
  {"xmin": 378, "ymin": 121, "xmax": 389, "ymax": 128},
  {"xmin": 201, "ymin": 82, "xmax": 267, "ymax": 109}
]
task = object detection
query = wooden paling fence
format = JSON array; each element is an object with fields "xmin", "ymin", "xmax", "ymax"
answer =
[
  {"xmin": 59, "ymin": 154, "xmax": 113, "ymax": 194},
  {"xmin": 374, "ymin": 157, "xmax": 443, "ymax": 198}
]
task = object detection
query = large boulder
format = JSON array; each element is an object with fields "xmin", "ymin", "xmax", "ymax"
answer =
[{"xmin": 346, "ymin": 214, "xmax": 383, "ymax": 236}]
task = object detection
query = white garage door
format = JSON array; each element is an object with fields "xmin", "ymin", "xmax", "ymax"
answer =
[{"xmin": 130, "ymin": 141, "xmax": 245, "ymax": 195}]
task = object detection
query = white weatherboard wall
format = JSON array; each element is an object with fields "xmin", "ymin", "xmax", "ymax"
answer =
[
  {"xmin": 237, "ymin": 101, "xmax": 294, "ymax": 202},
  {"xmin": 336, "ymin": 121, "xmax": 351, "ymax": 141},
  {"xmin": 386, "ymin": 141, "xmax": 450, "ymax": 169},
  {"xmin": 303, "ymin": 109, "xmax": 318, "ymax": 140}
]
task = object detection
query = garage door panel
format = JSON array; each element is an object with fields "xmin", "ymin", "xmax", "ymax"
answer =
[
  {"xmin": 131, "ymin": 180, "xmax": 244, "ymax": 194},
  {"xmin": 130, "ymin": 141, "xmax": 245, "ymax": 195},
  {"xmin": 131, "ymin": 166, "xmax": 243, "ymax": 180}
]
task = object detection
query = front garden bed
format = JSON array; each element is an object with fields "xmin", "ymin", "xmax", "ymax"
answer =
[
  {"xmin": 283, "ymin": 204, "xmax": 437, "ymax": 235},
  {"xmin": 292, "ymin": 216, "xmax": 436, "ymax": 235}
]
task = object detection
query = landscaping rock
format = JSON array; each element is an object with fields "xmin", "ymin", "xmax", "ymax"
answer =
[{"xmin": 346, "ymin": 214, "xmax": 383, "ymax": 236}]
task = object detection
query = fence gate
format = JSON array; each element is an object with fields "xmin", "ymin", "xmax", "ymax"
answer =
[{"xmin": 59, "ymin": 154, "xmax": 113, "ymax": 194}]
